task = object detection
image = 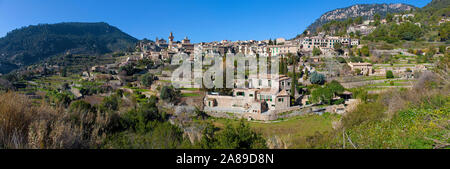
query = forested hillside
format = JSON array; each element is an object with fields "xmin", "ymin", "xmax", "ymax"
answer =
[{"xmin": 0, "ymin": 22, "xmax": 137, "ymax": 74}]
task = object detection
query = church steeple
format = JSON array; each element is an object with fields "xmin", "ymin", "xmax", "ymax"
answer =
[
  {"xmin": 169, "ymin": 32, "xmax": 174, "ymax": 47},
  {"xmin": 169, "ymin": 32, "xmax": 174, "ymax": 42}
]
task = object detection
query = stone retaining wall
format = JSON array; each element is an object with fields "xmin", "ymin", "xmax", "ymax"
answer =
[{"xmin": 205, "ymin": 106, "xmax": 311, "ymax": 121}]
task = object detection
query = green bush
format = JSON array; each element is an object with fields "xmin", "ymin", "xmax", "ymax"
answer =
[
  {"xmin": 310, "ymin": 72, "xmax": 326, "ymax": 85},
  {"xmin": 312, "ymin": 47, "xmax": 321, "ymax": 56},
  {"xmin": 198, "ymin": 120, "xmax": 267, "ymax": 149},
  {"xmin": 361, "ymin": 46, "xmax": 370, "ymax": 57},
  {"xmin": 45, "ymin": 90, "xmax": 73, "ymax": 107},
  {"xmin": 160, "ymin": 86, "xmax": 181, "ymax": 102},
  {"xmin": 119, "ymin": 64, "xmax": 137, "ymax": 76},
  {"xmin": 386, "ymin": 70, "xmax": 394, "ymax": 79},
  {"xmin": 103, "ymin": 122, "xmax": 186, "ymax": 149},
  {"xmin": 101, "ymin": 95, "xmax": 120, "ymax": 111},
  {"xmin": 311, "ymin": 80, "xmax": 345, "ymax": 105},
  {"xmin": 69, "ymin": 100, "xmax": 93, "ymax": 114},
  {"xmin": 438, "ymin": 22, "xmax": 449, "ymax": 41},
  {"xmin": 438, "ymin": 45, "xmax": 446, "ymax": 53},
  {"xmin": 336, "ymin": 57, "xmax": 346, "ymax": 63},
  {"xmin": 350, "ymin": 56, "xmax": 363, "ymax": 63},
  {"xmin": 140, "ymin": 73, "xmax": 155, "ymax": 87}
]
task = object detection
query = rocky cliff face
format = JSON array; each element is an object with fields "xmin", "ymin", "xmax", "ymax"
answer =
[{"xmin": 307, "ymin": 3, "xmax": 416, "ymax": 33}]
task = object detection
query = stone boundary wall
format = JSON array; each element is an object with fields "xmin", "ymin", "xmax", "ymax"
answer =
[{"xmin": 205, "ymin": 105, "xmax": 312, "ymax": 121}]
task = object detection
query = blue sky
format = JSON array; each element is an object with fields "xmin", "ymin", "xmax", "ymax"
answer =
[{"xmin": 0, "ymin": 0, "xmax": 430, "ymax": 42}]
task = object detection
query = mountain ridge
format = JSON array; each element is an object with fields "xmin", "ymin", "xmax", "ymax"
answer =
[
  {"xmin": 0, "ymin": 22, "xmax": 138, "ymax": 74},
  {"xmin": 305, "ymin": 3, "xmax": 417, "ymax": 34}
]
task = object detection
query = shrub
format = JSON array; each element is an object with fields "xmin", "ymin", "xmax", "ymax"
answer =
[
  {"xmin": 0, "ymin": 92, "xmax": 112, "ymax": 149},
  {"xmin": 69, "ymin": 100, "xmax": 94, "ymax": 114},
  {"xmin": 311, "ymin": 81, "xmax": 345, "ymax": 105},
  {"xmin": 333, "ymin": 98, "xmax": 345, "ymax": 105},
  {"xmin": 311, "ymin": 87, "xmax": 333, "ymax": 104},
  {"xmin": 355, "ymin": 68, "xmax": 362, "ymax": 75},
  {"xmin": 438, "ymin": 22, "xmax": 449, "ymax": 41},
  {"xmin": 361, "ymin": 46, "xmax": 370, "ymax": 56},
  {"xmin": 336, "ymin": 57, "xmax": 346, "ymax": 63},
  {"xmin": 389, "ymin": 81, "xmax": 395, "ymax": 86},
  {"xmin": 160, "ymin": 86, "xmax": 181, "ymax": 102},
  {"xmin": 406, "ymin": 68, "xmax": 412, "ymax": 72},
  {"xmin": 386, "ymin": 70, "xmax": 394, "ymax": 79},
  {"xmin": 350, "ymin": 56, "xmax": 363, "ymax": 63},
  {"xmin": 101, "ymin": 95, "xmax": 120, "ymax": 111},
  {"xmin": 312, "ymin": 47, "xmax": 321, "ymax": 56},
  {"xmin": 310, "ymin": 72, "xmax": 326, "ymax": 85},
  {"xmin": 342, "ymin": 99, "xmax": 386, "ymax": 128},
  {"xmin": 102, "ymin": 122, "xmax": 185, "ymax": 149},
  {"xmin": 327, "ymin": 80, "xmax": 345, "ymax": 94},
  {"xmin": 438, "ymin": 45, "xmax": 446, "ymax": 54},
  {"xmin": 118, "ymin": 64, "xmax": 137, "ymax": 76},
  {"xmin": 45, "ymin": 90, "xmax": 73, "ymax": 107},
  {"xmin": 140, "ymin": 73, "xmax": 155, "ymax": 87},
  {"xmin": 199, "ymin": 120, "xmax": 267, "ymax": 149},
  {"xmin": 351, "ymin": 88, "xmax": 368, "ymax": 103}
]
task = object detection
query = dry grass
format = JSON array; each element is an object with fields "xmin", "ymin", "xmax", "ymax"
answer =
[
  {"xmin": 0, "ymin": 92, "xmax": 113, "ymax": 149},
  {"xmin": 0, "ymin": 92, "xmax": 35, "ymax": 148},
  {"xmin": 383, "ymin": 72, "xmax": 448, "ymax": 116}
]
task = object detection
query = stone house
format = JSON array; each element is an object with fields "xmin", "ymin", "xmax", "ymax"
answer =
[
  {"xmin": 204, "ymin": 74, "xmax": 293, "ymax": 114},
  {"xmin": 300, "ymin": 36, "xmax": 360, "ymax": 51},
  {"xmin": 348, "ymin": 62, "xmax": 373, "ymax": 75}
]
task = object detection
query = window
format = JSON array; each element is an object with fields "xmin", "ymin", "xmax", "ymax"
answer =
[
  {"xmin": 268, "ymin": 80, "xmax": 272, "ymax": 87},
  {"xmin": 281, "ymin": 82, "xmax": 285, "ymax": 86},
  {"xmin": 249, "ymin": 94, "xmax": 254, "ymax": 97},
  {"xmin": 287, "ymin": 82, "xmax": 291, "ymax": 86},
  {"xmin": 237, "ymin": 92, "xmax": 245, "ymax": 96}
]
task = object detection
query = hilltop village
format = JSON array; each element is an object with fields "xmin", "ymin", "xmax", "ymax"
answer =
[
  {"xmin": 23, "ymin": 24, "xmax": 437, "ymax": 122},
  {"xmin": 4, "ymin": 10, "xmax": 445, "ymax": 122},
  {"xmin": 106, "ymin": 23, "xmax": 437, "ymax": 121}
]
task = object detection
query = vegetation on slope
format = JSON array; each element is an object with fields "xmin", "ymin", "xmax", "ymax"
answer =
[
  {"xmin": 298, "ymin": 0, "xmax": 449, "ymax": 44},
  {"xmin": 0, "ymin": 88, "xmax": 267, "ymax": 149},
  {"xmin": 305, "ymin": 3, "xmax": 416, "ymax": 34},
  {"xmin": 305, "ymin": 56, "xmax": 450, "ymax": 149},
  {"xmin": 0, "ymin": 22, "xmax": 137, "ymax": 74}
]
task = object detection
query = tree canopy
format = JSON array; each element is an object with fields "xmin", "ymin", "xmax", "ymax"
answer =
[
  {"xmin": 310, "ymin": 72, "xmax": 326, "ymax": 85},
  {"xmin": 311, "ymin": 80, "xmax": 345, "ymax": 105},
  {"xmin": 140, "ymin": 73, "xmax": 156, "ymax": 87}
]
